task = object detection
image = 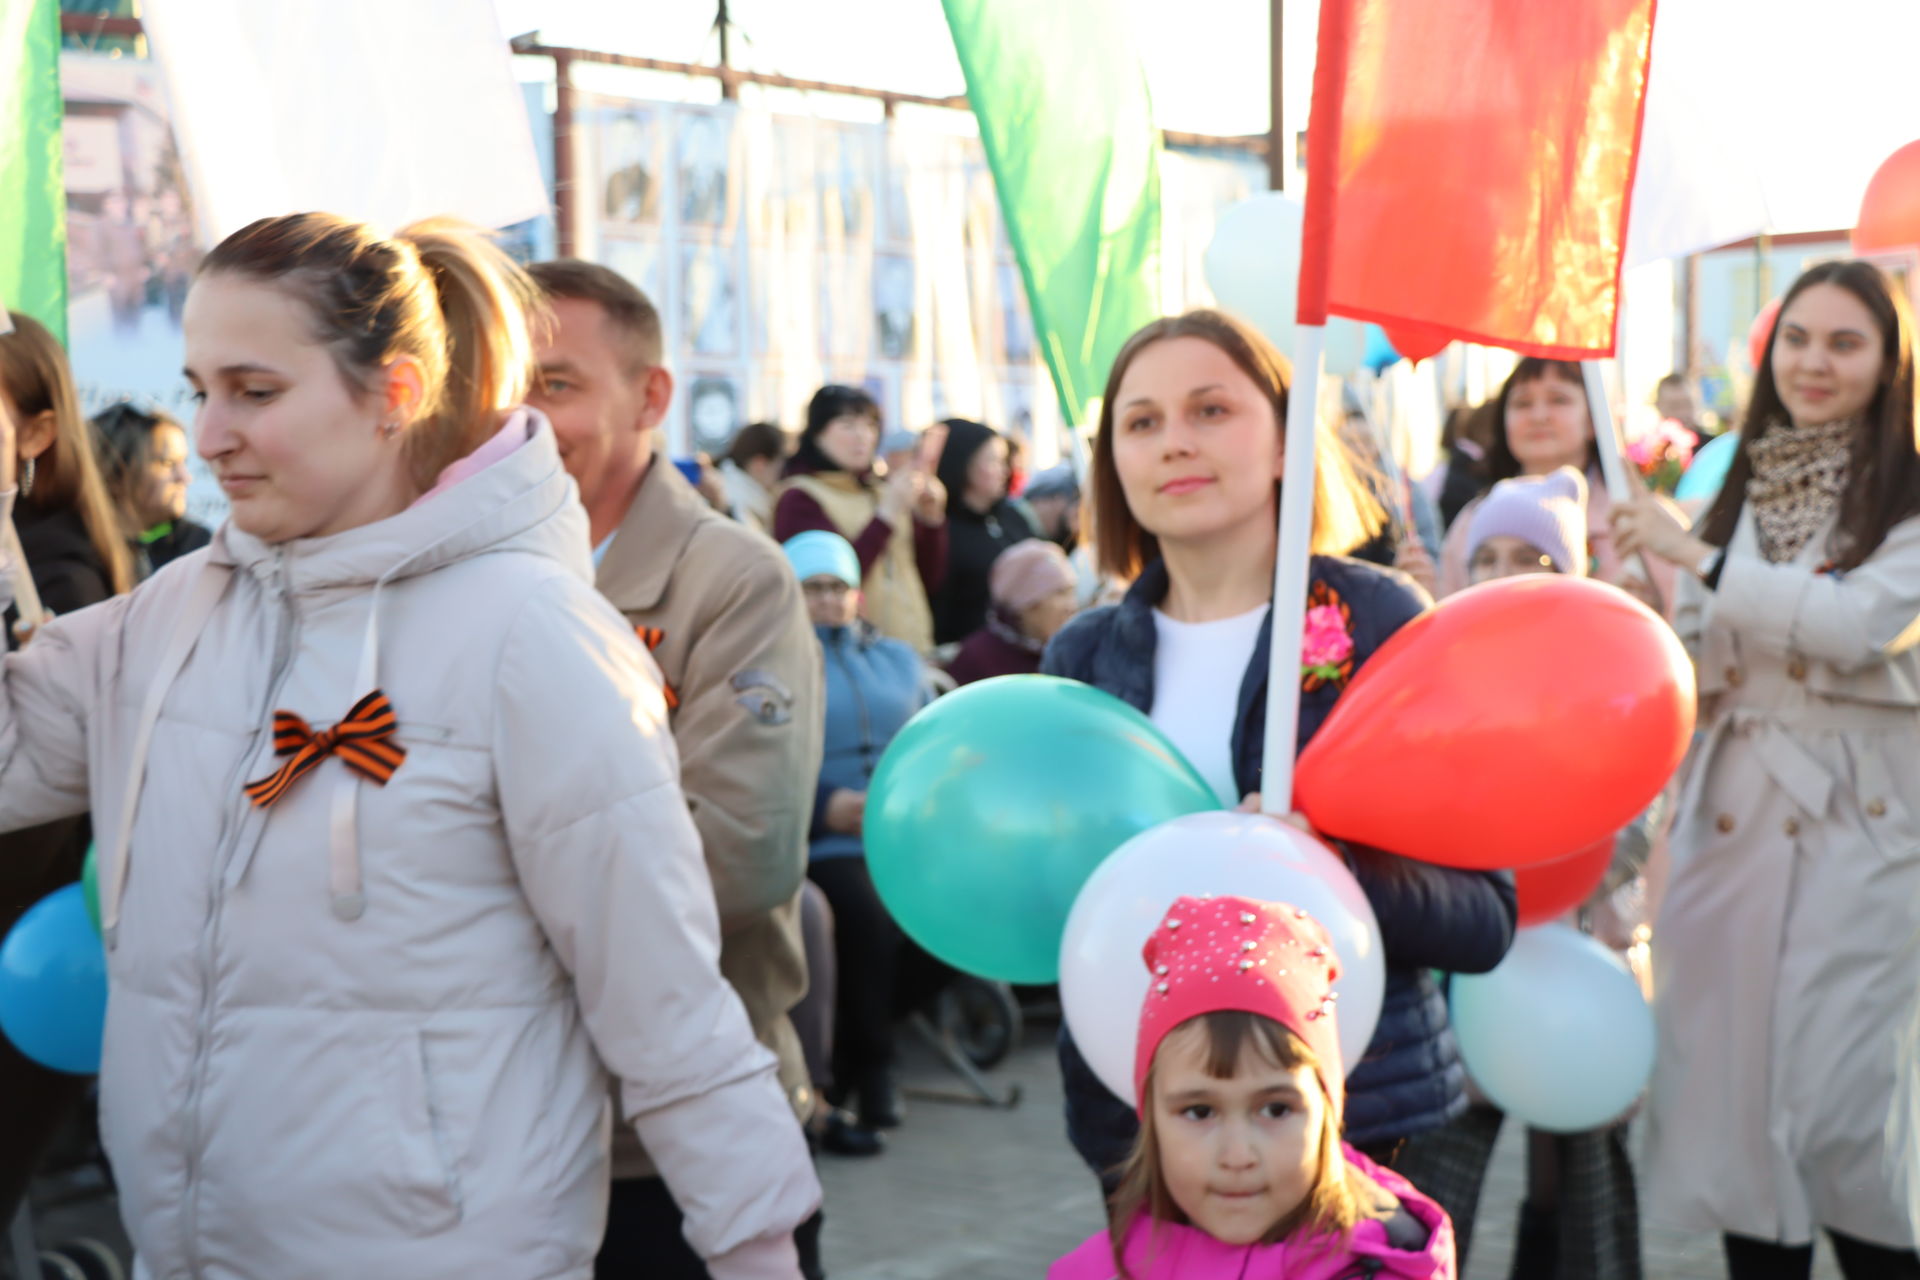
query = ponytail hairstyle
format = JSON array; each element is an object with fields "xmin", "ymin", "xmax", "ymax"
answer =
[
  {"xmin": 1106, "ymin": 1011, "xmax": 1390, "ymax": 1277},
  {"xmin": 196, "ymin": 213, "xmax": 545, "ymax": 488},
  {"xmin": 0, "ymin": 312, "xmax": 135, "ymax": 595}
]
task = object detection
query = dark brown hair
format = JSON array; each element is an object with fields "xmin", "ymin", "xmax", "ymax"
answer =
[
  {"xmin": 1088, "ymin": 310, "xmax": 1385, "ymax": 580},
  {"xmin": 198, "ymin": 213, "xmax": 542, "ymax": 490},
  {"xmin": 1701, "ymin": 259, "xmax": 1920, "ymax": 569},
  {"xmin": 0, "ymin": 312, "xmax": 133, "ymax": 594},
  {"xmin": 526, "ymin": 258, "xmax": 664, "ymax": 372},
  {"xmin": 1107, "ymin": 1011, "xmax": 1388, "ymax": 1278},
  {"xmin": 726, "ymin": 421, "xmax": 790, "ymax": 469},
  {"xmin": 1485, "ymin": 358, "xmax": 1599, "ymax": 486},
  {"xmin": 93, "ymin": 401, "xmax": 184, "ymax": 533}
]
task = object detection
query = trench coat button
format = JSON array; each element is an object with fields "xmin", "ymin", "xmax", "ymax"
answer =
[
  {"xmin": 1783, "ymin": 818, "xmax": 1800, "ymax": 837},
  {"xmin": 1867, "ymin": 799, "xmax": 1888, "ymax": 818},
  {"xmin": 1787, "ymin": 657, "xmax": 1808, "ymax": 681},
  {"xmin": 1725, "ymin": 666, "xmax": 1744, "ymax": 687},
  {"xmin": 1716, "ymin": 814, "xmax": 1736, "ymax": 834}
]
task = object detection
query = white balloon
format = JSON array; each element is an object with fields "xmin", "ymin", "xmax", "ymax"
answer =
[
  {"xmin": 1449, "ymin": 924, "xmax": 1656, "ymax": 1134},
  {"xmin": 1059, "ymin": 811, "xmax": 1386, "ymax": 1105},
  {"xmin": 1202, "ymin": 194, "xmax": 1370, "ymax": 373},
  {"xmin": 1203, "ymin": 193, "xmax": 1304, "ymax": 353}
]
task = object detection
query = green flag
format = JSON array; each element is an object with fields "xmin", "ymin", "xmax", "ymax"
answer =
[
  {"xmin": 943, "ymin": 0, "xmax": 1162, "ymax": 425},
  {"xmin": 0, "ymin": 0, "xmax": 67, "ymax": 341}
]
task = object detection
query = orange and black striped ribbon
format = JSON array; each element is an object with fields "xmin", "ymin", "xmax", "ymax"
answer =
[
  {"xmin": 243, "ymin": 690, "xmax": 408, "ymax": 808},
  {"xmin": 635, "ymin": 626, "xmax": 680, "ymax": 710}
]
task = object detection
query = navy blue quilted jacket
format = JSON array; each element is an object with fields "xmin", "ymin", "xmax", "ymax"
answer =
[{"xmin": 1042, "ymin": 555, "xmax": 1517, "ymax": 1174}]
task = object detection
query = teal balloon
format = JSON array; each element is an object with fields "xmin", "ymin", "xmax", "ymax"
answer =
[
  {"xmin": 865, "ymin": 675, "xmax": 1219, "ymax": 984},
  {"xmin": 82, "ymin": 844, "xmax": 102, "ymax": 937},
  {"xmin": 0, "ymin": 884, "xmax": 108, "ymax": 1074},
  {"xmin": 1363, "ymin": 325, "xmax": 1401, "ymax": 372},
  {"xmin": 1675, "ymin": 430, "xmax": 1739, "ymax": 503}
]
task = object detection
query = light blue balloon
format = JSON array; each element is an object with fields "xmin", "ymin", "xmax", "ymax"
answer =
[
  {"xmin": 1675, "ymin": 430, "xmax": 1739, "ymax": 503},
  {"xmin": 1449, "ymin": 924, "xmax": 1653, "ymax": 1133},
  {"xmin": 0, "ymin": 883, "xmax": 108, "ymax": 1074},
  {"xmin": 1362, "ymin": 324, "xmax": 1401, "ymax": 373},
  {"xmin": 865, "ymin": 676, "xmax": 1220, "ymax": 984}
]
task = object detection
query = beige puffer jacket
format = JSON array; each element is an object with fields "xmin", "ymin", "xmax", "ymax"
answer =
[{"xmin": 0, "ymin": 415, "xmax": 817, "ymax": 1279}]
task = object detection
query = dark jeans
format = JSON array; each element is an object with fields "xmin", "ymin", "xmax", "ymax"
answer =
[
  {"xmin": 0, "ymin": 817, "xmax": 92, "ymax": 1222},
  {"xmin": 595, "ymin": 1176, "xmax": 823, "ymax": 1279},
  {"xmin": 1724, "ymin": 1231, "xmax": 1920, "ymax": 1280},
  {"xmin": 806, "ymin": 857, "xmax": 902, "ymax": 1094}
]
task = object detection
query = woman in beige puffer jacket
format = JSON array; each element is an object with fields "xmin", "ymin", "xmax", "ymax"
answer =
[{"xmin": 0, "ymin": 213, "xmax": 817, "ymax": 1280}]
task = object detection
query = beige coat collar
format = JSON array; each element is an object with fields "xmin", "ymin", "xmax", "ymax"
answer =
[{"xmin": 595, "ymin": 447, "xmax": 711, "ymax": 613}]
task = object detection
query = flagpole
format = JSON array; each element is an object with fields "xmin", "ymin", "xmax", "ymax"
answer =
[
  {"xmin": 1262, "ymin": 323, "xmax": 1326, "ymax": 817},
  {"xmin": 1583, "ymin": 359, "xmax": 1663, "ymax": 606},
  {"xmin": 1581, "ymin": 360, "xmax": 1632, "ymax": 504}
]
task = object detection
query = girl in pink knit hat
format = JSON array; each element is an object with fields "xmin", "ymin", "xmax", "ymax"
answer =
[{"xmin": 1051, "ymin": 895, "xmax": 1456, "ymax": 1280}]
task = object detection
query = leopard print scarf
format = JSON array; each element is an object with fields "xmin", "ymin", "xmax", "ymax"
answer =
[{"xmin": 1745, "ymin": 417, "xmax": 1854, "ymax": 564}]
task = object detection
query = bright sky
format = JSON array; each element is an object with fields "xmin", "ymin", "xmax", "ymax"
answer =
[{"xmin": 490, "ymin": 0, "xmax": 1319, "ymax": 140}]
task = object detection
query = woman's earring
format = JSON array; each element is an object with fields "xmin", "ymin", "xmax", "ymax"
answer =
[
  {"xmin": 19, "ymin": 456, "xmax": 34, "ymax": 498},
  {"xmin": 379, "ymin": 419, "xmax": 401, "ymax": 439}
]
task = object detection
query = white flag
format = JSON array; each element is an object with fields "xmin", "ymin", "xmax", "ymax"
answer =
[
  {"xmin": 1627, "ymin": 0, "xmax": 1920, "ymax": 265},
  {"xmin": 142, "ymin": 0, "xmax": 546, "ymax": 241}
]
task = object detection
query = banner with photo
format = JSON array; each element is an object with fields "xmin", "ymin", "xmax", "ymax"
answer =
[
  {"xmin": 51, "ymin": 59, "xmax": 1267, "ymax": 525},
  {"xmin": 577, "ymin": 93, "xmax": 1266, "ymax": 468},
  {"xmin": 58, "ymin": 53, "xmax": 224, "ymax": 523}
]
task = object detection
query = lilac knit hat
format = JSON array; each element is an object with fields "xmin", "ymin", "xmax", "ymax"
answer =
[{"xmin": 1467, "ymin": 466, "xmax": 1590, "ymax": 575}]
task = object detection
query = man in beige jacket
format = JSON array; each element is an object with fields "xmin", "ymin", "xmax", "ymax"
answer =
[{"xmin": 528, "ymin": 260, "xmax": 826, "ymax": 1279}]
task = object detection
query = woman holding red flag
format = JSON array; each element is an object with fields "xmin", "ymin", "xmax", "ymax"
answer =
[
  {"xmin": 1613, "ymin": 259, "xmax": 1920, "ymax": 1279},
  {"xmin": 1040, "ymin": 309, "xmax": 1518, "ymax": 1227}
]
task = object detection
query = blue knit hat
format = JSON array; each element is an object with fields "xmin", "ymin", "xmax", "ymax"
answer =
[
  {"xmin": 1467, "ymin": 467, "xmax": 1590, "ymax": 576},
  {"xmin": 782, "ymin": 531, "xmax": 862, "ymax": 587}
]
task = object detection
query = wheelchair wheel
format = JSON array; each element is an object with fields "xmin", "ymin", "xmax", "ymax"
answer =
[
  {"xmin": 50, "ymin": 1240, "xmax": 124, "ymax": 1280},
  {"xmin": 36, "ymin": 1253, "xmax": 86, "ymax": 1280},
  {"xmin": 935, "ymin": 976, "xmax": 1021, "ymax": 1069}
]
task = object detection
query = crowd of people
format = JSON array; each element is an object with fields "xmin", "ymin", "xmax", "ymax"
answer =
[{"xmin": 0, "ymin": 211, "xmax": 1913, "ymax": 1280}]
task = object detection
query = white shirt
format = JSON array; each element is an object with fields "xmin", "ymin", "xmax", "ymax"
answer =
[{"xmin": 1150, "ymin": 604, "xmax": 1268, "ymax": 807}]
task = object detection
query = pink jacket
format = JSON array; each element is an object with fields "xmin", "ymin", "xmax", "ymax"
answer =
[{"xmin": 1049, "ymin": 1148, "xmax": 1454, "ymax": 1280}]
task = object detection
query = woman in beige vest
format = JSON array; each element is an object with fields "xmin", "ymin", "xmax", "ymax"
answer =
[{"xmin": 773, "ymin": 385, "xmax": 947, "ymax": 652}]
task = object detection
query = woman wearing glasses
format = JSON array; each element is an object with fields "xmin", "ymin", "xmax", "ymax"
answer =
[{"xmin": 785, "ymin": 530, "xmax": 936, "ymax": 1148}]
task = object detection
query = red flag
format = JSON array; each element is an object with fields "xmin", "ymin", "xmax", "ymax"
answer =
[{"xmin": 1299, "ymin": 0, "xmax": 1658, "ymax": 358}]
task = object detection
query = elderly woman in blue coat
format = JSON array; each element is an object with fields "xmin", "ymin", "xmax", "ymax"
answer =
[{"xmin": 784, "ymin": 530, "xmax": 935, "ymax": 1147}]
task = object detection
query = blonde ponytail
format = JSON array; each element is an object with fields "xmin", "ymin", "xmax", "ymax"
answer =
[
  {"xmin": 396, "ymin": 219, "xmax": 547, "ymax": 487},
  {"xmin": 199, "ymin": 212, "xmax": 549, "ymax": 491}
]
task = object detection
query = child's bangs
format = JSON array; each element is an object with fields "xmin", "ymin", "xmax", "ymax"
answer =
[{"xmin": 1186, "ymin": 1009, "xmax": 1318, "ymax": 1080}]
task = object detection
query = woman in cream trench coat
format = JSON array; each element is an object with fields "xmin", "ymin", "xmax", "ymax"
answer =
[{"xmin": 1613, "ymin": 259, "xmax": 1920, "ymax": 1280}]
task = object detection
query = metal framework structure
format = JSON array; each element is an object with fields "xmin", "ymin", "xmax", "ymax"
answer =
[{"xmin": 506, "ymin": 35, "xmax": 1269, "ymax": 257}]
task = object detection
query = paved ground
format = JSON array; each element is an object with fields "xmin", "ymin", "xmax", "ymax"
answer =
[{"xmin": 817, "ymin": 1018, "xmax": 1841, "ymax": 1280}]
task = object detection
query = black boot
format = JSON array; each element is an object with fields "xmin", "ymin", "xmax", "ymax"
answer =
[
  {"xmin": 821, "ymin": 1108, "xmax": 885, "ymax": 1157},
  {"xmin": 1509, "ymin": 1200, "xmax": 1560, "ymax": 1280},
  {"xmin": 856, "ymin": 1071, "xmax": 903, "ymax": 1130}
]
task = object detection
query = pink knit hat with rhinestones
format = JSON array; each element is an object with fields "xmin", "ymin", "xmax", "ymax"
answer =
[{"xmin": 1133, "ymin": 895, "xmax": 1344, "ymax": 1112}]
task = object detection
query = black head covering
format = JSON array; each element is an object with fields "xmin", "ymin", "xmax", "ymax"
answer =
[{"xmin": 934, "ymin": 417, "xmax": 1002, "ymax": 513}]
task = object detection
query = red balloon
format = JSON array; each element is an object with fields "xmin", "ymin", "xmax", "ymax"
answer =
[
  {"xmin": 1747, "ymin": 297, "xmax": 1782, "ymax": 374},
  {"xmin": 1383, "ymin": 322, "xmax": 1450, "ymax": 364},
  {"xmin": 1294, "ymin": 577, "xmax": 1694, "ymax": 871},
  {"xmin": 1515, "ymin": 835, "xmax": 1615, "ymax": 927},
  {"xmin": 1854, "ymin": 138, "xmax": 1920, "ymax": 254}
]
